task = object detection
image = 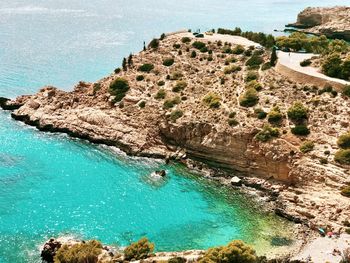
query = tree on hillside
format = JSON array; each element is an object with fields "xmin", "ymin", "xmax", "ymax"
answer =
[
  {"xmin": 122, "ymin": 58, "xmax": 127, "ymax": 71},
  {"xmin": 270, "ymin": 46, "xmax": 278, "ymax": 66}
]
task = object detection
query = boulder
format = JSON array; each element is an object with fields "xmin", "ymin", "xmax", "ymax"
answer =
[{"xmin": 230, "ymin": 176, "xmax": 242, "ymax": 186}]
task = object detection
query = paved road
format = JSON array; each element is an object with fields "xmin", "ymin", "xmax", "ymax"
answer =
[{"xmin": 277, "ymin": 51, "xmax": 350, "ymax": 86}]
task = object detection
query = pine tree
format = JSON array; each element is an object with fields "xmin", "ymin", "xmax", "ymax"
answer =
[
  {"xmin": 143, "ymin": 41, "xmax": 146, "ymax": 51},
  {"xmin": 128, "ymin": 54, "xmax": 133, "ymax": 66},
  {"xmin": 270, "ymin": 46, "xmax": 278, "ymax": 66},
  {"xmin": 122, "ymin": 58, "xmax": 127, "ymax": 71}
]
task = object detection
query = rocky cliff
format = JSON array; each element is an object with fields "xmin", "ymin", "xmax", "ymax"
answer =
[
  {"xmin": 288, "ymin": 6, "xmax": 350, "ymax": 40},
  {"xmin": 2, "ymin": 32, "xmax": 350, "ymax": 229}
]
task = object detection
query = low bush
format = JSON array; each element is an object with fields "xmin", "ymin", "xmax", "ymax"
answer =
[
  {"xmin": 198, "ymin": 240, "xmax": 256, "ymax": 263},
  {"xmin": 169, "ymin": 110, "xmax": 184, "ymax": 122},
  {"xmin": 139, "ymin": 101, "xmax": 146, "ymax": 108},
  {"xmin": 168, "ymin": 257, "xmax": 186, "ymax": 263},
  {"xmin": 155, "ymin": 89, "xmax": 166, "ymax": 99},
  {"xmin": 190, "ymin": 51, "xmax": 197, "ymax": 58},
  {"xmin": 203, "ymin": 92, "xmax": 221, "ymax": 108},
  {"xmin": 109, "ymin": 78, "xmax": 129, "ymax": 102},
  {"xmin": 245, "ymin": 71, "xmax": 259, "ymax": 82},
  {"xmin": 337, "ymin": 132, "xmax": 350, "ymax": 149},
  {"xmin": 157, "ymin": 80, "xmax": 165, "ymax": 86},
  {"xmin": 239, "ymin": 88, "xmax": 259, "ymax": 107},
  {"xmin": 287, "ymin": 102, "xmax": 308, "ymax": 122},
  {"xmin": 54, "ymin": 240, "xmax": 102, "ymax": 263},
  {"xmin": 255, "ymin": 125, "xmax": 279, "ymax": 142},
  {"xmin": 224, "ymin": 65, "xmax": 242, "ymax": 74},
  {"xmin": 163, "ymin": 58, "xmax": 175, "ymax": 67},
  {"xmin": 254, "ymin": 108, "xmax": 267, "ymax": 119},
  {"xmin": 343, "ymin": 85, "xmax": 350, "ymax": 97},
  {"xmin": 136, "ymin": 75, "xmax": 144, "ymax": 81},
  {"xmin": 181, "ymin": 37, "xmax": 191, "ymax": 43},
  {"xmin": 163, "ymin": 96, "xmax": 181, "ymax": 109},
  {"xmin": 170, "ymin": 71, "xmax": 183, "ymax": 80},
  {"xmin": 300, "ymin": 141, "xmax": 315, "ymax": 153},
  {"xmin": 291, "ymin": 125, "xmax": 310, "ymax": 136},
  {"xmin": 300, "ymin": 59, "xmax": 312, "ymax": 67},
  {"xmin": 246, "ymin": 80, "xmax": 263, "ymax": 91},
  {"xmin": 261, "ymin": 62, "xmax": 272, "ymax": 71},
  {"xmin": 192, "ymin": 41, "xmax": 206, "ymax": 50},
  {"xmin": 268, "ymin": 107, "xmax": 283, "ymax": 124},
  {"xmin": 149, "ymin": 38, "xmax": 159, "ymax": 49},
  {"xmin": 228, "ymin": 119, "xmax": 239, "ymax": 127},
  {"xmin": 124, "ymin": 238, "xmax": 154, "ymax": 261},
  {"xmin": 138, "ymin": 63, "xmax": 154, "ymax": 73},
  {"xmin": 335, "ymin": 149, "xmax": 350, "ymax": 165},
  {"xmin": 246, "ymin": 54, "xmax": 264, "ymax": 68},
  {"xmin": 173, "ymin": 43, "xmax": 181, "ymax": 49},
  {"xmin": 341, "ymin": 186, "xmax": 350, "ymax": 197},
  {"xmin": 172, "ymin": 81, "xmax": 187, "ymax": 92},
  {"xmin": 232, "ymin": 45, "xmax": 245, "ymax": 55}
]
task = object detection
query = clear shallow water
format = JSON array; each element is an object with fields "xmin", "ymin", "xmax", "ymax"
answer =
[{"xmin": 1, "ymin": 0, "xmax": 349, "ymax": 262}]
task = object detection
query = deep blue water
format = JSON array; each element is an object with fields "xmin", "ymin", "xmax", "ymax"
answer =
[{"xmin": 0, "ymin": 1, "xmax": 349, "ymax": 262}]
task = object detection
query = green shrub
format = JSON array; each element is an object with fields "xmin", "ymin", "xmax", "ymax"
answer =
[
  {"xmin": 239, "ymin": 88, "xmax": 259, "ymax": 107},
  {"xmin": 181, "ymin": 37, "xmax": 191, "ymax": 43},
  {"xmin": 268, "ymin": 106, "xmax": 283, "ymax": 124},
  {"xmin": 157, "ymin": 80, "xmax": 165, "ymax": 86},
  {"xmin": 168, "ymin": 257, "xmax": 186, "ymax": 263},
  {"xmin": 245, "ymin": 71, "xmax": 259, "ymax": 82},
  {"xmin": 124, "ymin": 238, "xmax": 154, "ymax": 261},
  {"xmin": 322, "ymin": 53, "xmax": 342, "ymax": 78},
  {"xmin": 155, "ymin": 89, "xmax": 166, "ymax": 99},
  {"xmin": 54, "ymin": 240, "xmax": 102, "ymax": 263},
  {"xmin": 170, "ymin": 71, "xmax": 183, "ymax": 80},
  {"xmin": 343, "ymin": 85, "xmax": 350, "ymax": 97},
  {"xmin": 287, "ymin": 102, "xmax": 308, "ymax": 122},
  {"xmin": 199, "ymin": 240, "xmax": 256, "ymax": 263},
  {"xmin": 139, "ymin": 101, "xmax": 146, "ymax": 108},
  {"xmin": 192, "ymin": 41, "xmax": 206, "ymax": 50},
  {"xmin": 203, "ymin": 93, "xmax": 221, "ymax": 108},
  {"xmin": 300, "ymin": 59, "xmax": 312, "ymax": 67},
  {"xmin": 190, "ymin": 50, "xmax": 197, "ymax": 58},
  {"xmin": 229, "ymin": 112, "xmax": 236, "ymax": 118},
  {"xmin": 300, "ymin": 141, "xmax": 315, "ymax": 153},
  {"xmin": 255, "ymin": 108, "xmax": 267, "ymax": 119},
  {"xmin": 337, "ymin": 132, "xmax": 350, "ymax": 149},
  {"xmin": 163, "ymin": 96, "xmax": 181, "ymax": 109},
  {"xmin": 200, "ymin": 46, "xmax": 208, "ymax": 53},
  {"xmin": 149, "ymin": 38, "xmax": 159, "ymax": 49},
  {"xmin": 335, "ymin": 149, "xmax": 350, "ymax": 165},
  {"xmin": 291, "ymin": 125, "xmax": 310, "ymax": 136},
  {"xmin": 173, "ymin": 43, "xmax": 181, "ymax": 49},
  {"xmin": 170, "ymin": 110, "xmax": 184, "ymax": 122},
  {"xmin": 163, "ymin": 58, "xmax": 175, "ymax": 66},
  {"xmin": 255, "ymin": 124, "xmax": 279, "ymax": 142},
  {"xmin": 136, "ymin": 75, "xmax": 144, "ymax": 81},
  {"xmin": 261, "ymin": 62, "xmax": 272, "ymax": 71},
  {"xmin": 246, "ymin": 54, "xmax": 264, "ymax": 68},
  {"xmin": 114, "ymin": 68, "xmax": 121, "ymax": 74},
  {"xmin": 109, "ymin": 78, "xmax": 130, "ymax": 102},
  {"xmin": 224, "ymin": 65, "xmax": 242, "ymax": 74},
  {"xmin": 228, "ymin": 119, "xmax": 239, "ymax": 127},
  {"xmin": 172, "ymin": 81, "xmax": 187, "ymax": 92},
  {"xmin": 341, "ymin": 186, "xmax": 350, "ymax": 197},
  {"xmin": 246, "ymin": 80, "xmax": 262, "ymax": 91},
  {"xmin": 232, "ymin": 45, "xmax": 245, "ymax": 55},
  {"xmin": 139, "ymin": 63, "xmax": 154, "ymax": 72}
]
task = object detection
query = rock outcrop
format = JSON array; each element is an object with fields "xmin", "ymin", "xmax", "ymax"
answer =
[{"xmin": 287, "ymin": 6, "xmax": 350, "ymax": 40}]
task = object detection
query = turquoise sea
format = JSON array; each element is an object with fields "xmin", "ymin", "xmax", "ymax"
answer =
[{"xmin": 0, "ymin": 1, "xmax": 348, "ymax": 262}]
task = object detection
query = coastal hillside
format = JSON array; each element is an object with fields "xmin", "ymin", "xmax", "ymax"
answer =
[
  {"xmin": 287, "ymin": 6, "xmax": 350, "ymax": 40},
  {"xmin": 2, "ymin": 30, "xmax": 350, "ymax": 232}
]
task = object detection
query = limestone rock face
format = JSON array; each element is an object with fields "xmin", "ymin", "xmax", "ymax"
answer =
[{"xmin": 289, "ymin": 6, "xmax": 350, "ymax": 40}]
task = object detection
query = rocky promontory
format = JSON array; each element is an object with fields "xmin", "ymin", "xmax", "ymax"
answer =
[
  {"xmin": 287, "ymin": 6, "xmax": 350, "ymax": 40},
  {"xmin": 2, "ymin": 31, "xmax": 350, "ymax": 234}
]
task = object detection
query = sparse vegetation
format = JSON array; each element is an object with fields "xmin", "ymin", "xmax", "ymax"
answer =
[
  {"xmin": 224, "ymin": 65, "xmax": 242, "ymax": 74},
  {"xmin": 335, "ymin": 149, "xmax": 350, "ymax": 165},
  {"xmin": 155, "ymin": 89, "xmax": 166, "ymax": 99},
  {"xmin": 163, "ymin": 96, "xmax": 181, "ymax": 109},
  {"xmin": 268, "ymin": 106, "xmax": 283, "ymax": 124},
  {"xmin": 170, "ymin": 110, "xmax": 184, "ymax": 122},
  {"xmin": 341, "ymin": 185, "xmax": 350, "ymax": 197},
  {"xmin": 239, "ymin": 88, "xmax": 259, "ymax": 107},
  {"xmin": 300, "ymin": 141, "xmax": 315, "ymax": 153},
  {"xmin": 198, "ymin": 240, "xmax": 257, "ymax": 263},
  {"xmin": 163, "ymin": 58, "xmax": 175, "ymax": 67},
  {"xmin": 291, "ymin": 125, "xmax": 310, "ymax": 136},
  {"xmin": 109, "ymin": 78, "xmax": 130, "ymax": 102},
  {"xmin": 181, "ymin": 37, "xmax": 191, "ymax": 43},
  {"xmin": 172, "ymin": 81, "xmax": 187, "ymax": 92},
  {"xmin": 54, "ymin": 240, "xmax": 102, "ymax": 263},
  {"xmin": 192, "ymin": 41, "xmax": 206, "ymax": 50},
  {"xmin": 203, "ymin": 92, "xmax": 221, "ymax": 108},
  {"xmin": 136, "ymin": 75, "xmax": 144, "ymax": 81},
  {"xmin": 287, "ymin": 102, "xmax": 308, "ymax": 122},
  {"xmin": 337, "ymin": 132, "xmax": 350, "ymax": 149},
  {"xmin": 124, "ymin": 238, "xmax": 154, "ymax": 261},
  {"xmin": 255, "ymin": 125, "xmax": 279, "ymax": 142},
  {"xmin": 139, "ymin": 63, "xmax": 154, "ymax": 73},
  {"xmin": 300, "ymin": 59, "xmax": 312, "ymax": 67}
]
